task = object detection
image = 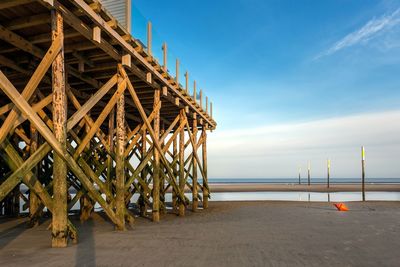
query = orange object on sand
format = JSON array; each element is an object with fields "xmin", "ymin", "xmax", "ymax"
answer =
[{"xmin": 334, "ymin": 203, "xmax": 349, "ymax": 211}]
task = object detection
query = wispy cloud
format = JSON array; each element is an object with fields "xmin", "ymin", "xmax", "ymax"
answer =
[{"xmin": 315, "ymin": 8, "xmax": 400, "ymax": 59}]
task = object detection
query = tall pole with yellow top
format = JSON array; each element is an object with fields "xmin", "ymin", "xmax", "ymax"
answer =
[
  {"xmin": 327, "ymin": 159, "xmax": 331, "ymax": 188},
  {"xmin": 362, "ymin": 146, "xmax": 366, "ymax": 201},
  {"xmin": 298, "ymin": 167, "xmax": 301, "ymax": 185}
]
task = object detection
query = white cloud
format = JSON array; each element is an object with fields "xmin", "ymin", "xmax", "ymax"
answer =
[
  {"xmin": 316, "ymin": 8, "xmax": 400, "ymax": 59},
  {"xmin": 208, "ymin": 110, "xmax": 400, "ymax": 178}
]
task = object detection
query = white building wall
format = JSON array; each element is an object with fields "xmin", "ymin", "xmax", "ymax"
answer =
[{"xmin": 99, "ymin": 0, "xmax": 131, "ymax": 32}]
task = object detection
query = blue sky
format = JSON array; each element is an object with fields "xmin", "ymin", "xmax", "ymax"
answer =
[{"xmin": 132, "ymin": 0, "xmax": 400, "ymax": 178}]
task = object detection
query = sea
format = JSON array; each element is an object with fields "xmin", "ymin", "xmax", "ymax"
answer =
[
  {"xmin": 13, "ymin": 178, "xmax": 400, "ymax": 213},
  {"xmin": 208, "ymin": 178, "xmax": 400, "ymax": 184}
]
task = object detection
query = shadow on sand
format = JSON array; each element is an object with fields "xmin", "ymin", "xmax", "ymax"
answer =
[
  {"xmin": 75, "ymin": 218, "xmax": 96, "ymax": 267},
  {"xmin": 0, "ymin": 219, "xmax": 28, "ymax": 249}
]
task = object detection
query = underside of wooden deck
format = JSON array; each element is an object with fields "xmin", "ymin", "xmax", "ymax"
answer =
[{"xmin": 0, "ymin": 0, "xmax": 216, "ymax": 247}]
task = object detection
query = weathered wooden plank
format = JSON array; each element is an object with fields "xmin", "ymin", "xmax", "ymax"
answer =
[
  {"xmin": 0, "ymin": 0, "xmax": 35, "ymax": 10},
  {"xmin": 73, "ymin": 77, "xmax": 126, "ymax": 158},
  {"xmin": 66, "ymin": 75, "xmax": 117, "ymax": 129},
  {"xmin": 192, "ymin": 115, "xmax": 198, "ymax": 211},
  {"xmin": 179, "ymin": 109, "xmax": 185, "ymax": 216},
  {"xmin": 115, "ymin": 74, "xmax": 126, "ymax": 230},
  {"xmin": 29, "ymin": 124, "xmax": 40, "ymax": 227},
  {"xmin": 5, "ymin": 13, "xmax": 50, "ymax": 31},
  {"xmin": 51, "ymin": 10, "xmax": 68, "ymax": 248},
  {"xmin": 0, "ymin": 71, "xmax": 121, "ymax": 228},
  {"xmin": 120, "ymin": 66, "xmax": 187, "ymax": 204},
  {"xmin": 0, "ymin": 35, "xmax": 62, "ymax": 144},
  {"xmin": 152, "ymin": 89, "xmax": 160, "ymax": 222},
  {"xmin": 202, "ymin": 125, "xmax": 209, "ymax": 208}
]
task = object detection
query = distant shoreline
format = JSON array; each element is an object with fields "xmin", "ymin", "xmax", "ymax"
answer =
[{"xmin": 208, "ymin": 183, "xmax": 400, "ymax": 192}]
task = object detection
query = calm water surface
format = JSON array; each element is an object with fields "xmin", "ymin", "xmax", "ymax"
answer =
[{"xmin": 19, "ymin": 191, "xmax": 398, "ymax": 213}]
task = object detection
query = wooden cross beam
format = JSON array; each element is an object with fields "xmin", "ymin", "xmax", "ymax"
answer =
[
  {"xmin": 0, "ymin": 71, "xmax": 122, "ymax": 228},
  {"xmin": 119, "ymin": 65, "xmax": 187, "ymax": 204}
]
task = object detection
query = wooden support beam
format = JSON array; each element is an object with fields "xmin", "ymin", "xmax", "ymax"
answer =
[
  {"xmin": 202, "ymin": 125, "xmax": 209, "ymax": 209},
  {"xmin": 4, "ymin": 13, "xmax": 50, "ymax": 31},
  {"xmin": 162, "ymin": 42, "xmax": 167, "ymax": 71},
  {"xmin": 66, "ymin": 75, "xmax": 117, "ymax": 129},
  {"xmin": 73, "ymin": 77, "xmax": 126, "ymax": 158},
  {"xmin": 120, "ymin": 66, "xmax": 187, "ymax": 204},
  {"xmin": 160, "ymin": 124, "xmax": 166, "ymax": 214},
  {"xmin": 122, "ymin": 54, "xmax": 131, "ymax": 68},
  {"xmin": 0, "ymin": 33, "xmax": 62, "ymax": 145},
  {"xmin": 200, "ymin": 90, "xmax": 203, "ymax": 109},
  {"xmin": 107, "ymin": 107, "xmax": 115, "ymax": 202},
  {"xmin": 179, "ymin": 109, "xmax": 185, "ymax": 216},
  {"xmin": 0, "ymin": 72, "xmax": 121, "ymax": 229},
  {"xmin": 192, "ymin": 114, "xmax": 198, "ymax": 211},
  {"xmin": 139, "ymin": 126, "xmax": 148, "ymax": 217},
  {"xmin": 147, "ymin": 21, "xmax": 152, "ymax": 55},
  {"xmin": 0, "ymin": 0, "xmax": 34, "ymax": 10},
  {"xmin": 162, "ymin": 86, "xmax": 168, "ymax": 96},
  {"xmin": 146, "ymin": 72, "xmax": 152, "ymax": 83},
  {"xmin": 51, "ymin": 10, "xmax": 68, "ymax": 248},
  {"xmin": 152, "ymin": 88, "xmax": 161, "ymax": 222},
  {"xmin": 185, "ymin": 71, "xmax": 189, "ymax": 93},
  {"xmin": 93, "ymin": 26, "xmax": 101, "ymax": 43},
  {"xmin": 193, "ymin": 80, "xmax": 197, "ymax": 103},
  {"xmin": 176, "ymin": 58, "xmax": 179, "ymax": 83},
  {"xmin": 172, "ymin": 135, "xmax": 178, "ymax": 213},
  {"xmin": 115, "ymin": 74, "xmax": 126, "ymax": 230},
  {"xmin": 29, "ymin": 123, "xmax": 40, "ymax": 227}
]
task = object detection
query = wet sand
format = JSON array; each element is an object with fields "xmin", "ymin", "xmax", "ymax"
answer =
[
  {"xmin": 209, "ymin": 183, "xmax": 400, "ymax": 192},
  {"xmin": 1, "ymin": 201, "xmax": 399, "ymax": 266}
]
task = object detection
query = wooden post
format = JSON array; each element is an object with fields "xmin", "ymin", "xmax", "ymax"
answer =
[
  {"xmin": 193, "ymin": 80, "xmax": 196, "ymax": 103},
  {"xmin": 206, "ymin": 96, "xmax": 208, "ymax": 114},
  {"xmin": 176, "ymin": 58, "xmax": 179, "ymax": 84},
  {"xmin": 80, "ymin": 115, "xmax": 93, "ymax": 222},
  {"xmin": 307, "ymin": 161, "xmax": 311, "ymax": 186},
  {"xmin": 210, "ymin": 102, "xmax": 213, "ymax": 118},
  {"xmin": 139, "ymin": 127, "xmax": 147, "ymax": 217},
  {"xmin": 179, "ymin": 109, "xmax": 185, "ymax": 216},
  {"xmin": 192, "ymin": 114, "xmax": 198, "ymax": 211},
  {"xmin": 185, "ymin": 71, "xmax": 189, "ymax": 93},
  {"xmin": 362, "ymin": 146, "xmax": 365, "ymax": 201},
  {"xmin": 199, "ymin": 90, "xmax": 203, "ymax": 108},
  {"xmin": 172, "ymin": 135, "xmax": 178, "ymax": 213},
  {"xmin": 327, "ymin": 159, "xmax": 330, "ymax": 189},
  {"xmin": 107, "ymin": 107, "xmax": 115, "ymax": 202},
  {"xmin": 152, "ymin": 89, "xmax": 161, "ymax": 222},
  {"xmin": 160, "ymin": 123, "xmax": 166, "ymax": 214},
  {"xmin": 115, "ymin": 74, "xmax": 126, "ymax": 230},
  {"xmin": 162, "ymin": 42, "xmax": 167, "ymax": 71},
  {"xmin": 29, "ymin": 123, "xmax": 40, "ymax": 227},
  {"xmin": 147, "ymin": 21, "xmax": 152, "ymax": 56},
  {"xmin": 51, "ymin": 9, "xmax": 68, "ymax": 248},
  {"xmin": 202, "ymin": 124, "xmax": 209, "ymax": 209}
]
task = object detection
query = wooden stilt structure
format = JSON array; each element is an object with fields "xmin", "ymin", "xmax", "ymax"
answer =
[{"xmin": 0, "ymin": 0, "xmax": 216, "ymax": 247}]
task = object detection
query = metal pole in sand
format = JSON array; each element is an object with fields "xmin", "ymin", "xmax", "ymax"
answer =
[
  {"xmin": 327, "ymin": 159, "xmax": 330, "ymax": 188},
  {"xmin": 307, "ymin": 161, "xmax": 311, "ymax": 186},
  {"xmin": 362, "ymin": 146, "xmax": 366, "ymax": 201}
]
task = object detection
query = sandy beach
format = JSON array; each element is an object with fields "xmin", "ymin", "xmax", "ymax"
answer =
[{"xmin": 1, "ymin": 201, "xmax": 399, "ymax": 266}]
